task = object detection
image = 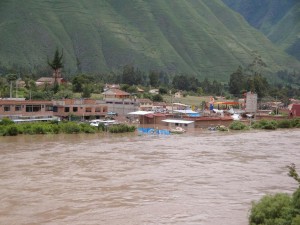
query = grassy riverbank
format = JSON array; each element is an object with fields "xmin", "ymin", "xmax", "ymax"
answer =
[{"xmin": 0, "ymin": 118, "xmax": 136, "ymax": 136}]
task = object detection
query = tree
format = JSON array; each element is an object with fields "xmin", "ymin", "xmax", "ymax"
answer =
[
  {"xmin": 152, "ymin": 94, "xmax": 163, "ymax": 102},
  {"xmin": 149, "ymin": 71, "xmax": 159, "ymax": 87},
  {"xmin": 229, "ymin": 66, "xmax": 245, "ymax": 97},
  {"xmin": 249, "ymin": 164, "xmax": 300, "ymax": 225},
  {"xmin": 48, "ymin": 48, "xmax": 63, "ymax": 83},
  {"xmin": 81, "ymin": 84, "xmax": 92, "ymax": 98}
]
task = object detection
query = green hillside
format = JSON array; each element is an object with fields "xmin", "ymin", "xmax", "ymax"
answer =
[
  {"xmin": 223, "ymin": 0, "xmax": 300, "ymax": 60},
  {"xmin": 0, "ymin": 0, "xmax": 300, "ymax": 80}
]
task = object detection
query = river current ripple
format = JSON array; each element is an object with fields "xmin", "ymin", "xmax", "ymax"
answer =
[{"xmin": 0, "ymin": 129, "xmax": 299, "ymax": 225}]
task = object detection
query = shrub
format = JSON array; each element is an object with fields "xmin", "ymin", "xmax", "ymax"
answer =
[
  {"xmin": 108, "ymin": 124, "xmax": 136, "ymax": 133},
  {"xmin": 59, "ymin": 122, "xmax": 81, "ymax": 134},
  {"xmin": 229, "ymin": 121, "xmax": 248, "ymax": 130},
  {"xmin": 0, "ymin": 117, "xmax": 14, "ymax": 126},
  {"xmin": 290, "ymin": 118, "xmax": 300, "ymax": 128},
  {"xmin": 252, "ymin": 120, "xmax": 278, "ymax": 130},
  {"xmin": 5, "ymin": 125, "xmax": 19, "ymax": 136},
  {"xmin": 249, "ymin": 193, "xmax": 293, "ymax": 225},
  {"xmin": 80, "ymin": 123, "xmax": 96, "ymax": 133},
  {"xmin": 277, "ymin": 119, "xmax": 292, "ymax": 129}
]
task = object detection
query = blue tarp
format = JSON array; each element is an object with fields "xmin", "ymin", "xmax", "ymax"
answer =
[
  {"xmin": 188, "ymin": 113, "xmax": 201, "ymax": 117},
  {"xmin": 138, "ymin": 127, "xmax": 170, "ymax": 135}
]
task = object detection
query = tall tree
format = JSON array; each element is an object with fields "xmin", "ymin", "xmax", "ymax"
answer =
[
  {"xmin": 229, "ymin": 66, "xmax": 245, "ymax": 97},
  {"xmin": 48, "ymin": 48, "xmax": 63, "ymax": 83}
]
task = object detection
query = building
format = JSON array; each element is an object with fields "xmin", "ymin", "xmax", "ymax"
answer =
[
  {"xmin": 289, "ymin": 104, "xmax": 300, "ymax": 117},
  {"xmin": 36, "ymin": 68, "xmax": 66, "ymax": 86},
  {"xmin": 104, "ymin": 84, "xmax": 120, "ymax": 91},
  {"xmin": 136, "ymin": 98, "xmax": 153, "ymax": 111},
  {"xmin": 174, "ymin": 91, "xmax": 183, "ymax": 98},
  {"xmin": 0, "ymin": 98, "xmax": 108, "ymax": 121},
  {"xmin": 0, "ymin": 98, "xmax": 55, "ymax": 121},
  {"xmin": 245, "ymin": 92, "xmax": 257, "ymax": 113},
  {"xmin": 52, "ymin": 99, "xmax": 108, "ymax": 120},
  {"xmin": 102, "ymin": 89, "xmax": 131, "ymax": 100}
]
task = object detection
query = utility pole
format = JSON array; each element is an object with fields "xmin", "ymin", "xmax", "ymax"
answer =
[{"xmin": 10, "ymin": 81, "xmax": 12, "ymax": 98}]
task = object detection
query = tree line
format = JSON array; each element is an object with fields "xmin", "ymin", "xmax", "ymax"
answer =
[{"xmin": 0, "ymin": 49, "xmax": 300, "ymax": 102}]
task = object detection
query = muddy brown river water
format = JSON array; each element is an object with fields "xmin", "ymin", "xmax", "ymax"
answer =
[{"xmin": 0, "ymin": 129, "xmax": 299, "ymax": 225}]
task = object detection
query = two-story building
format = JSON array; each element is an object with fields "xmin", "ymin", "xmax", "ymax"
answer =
[
  {"xmin": 0, "ymin": 98, "xmax": 108, "ymax": 121},
  {"xmin": 52, "ymin": 99, "xmax": 108, "ymax": 120}
]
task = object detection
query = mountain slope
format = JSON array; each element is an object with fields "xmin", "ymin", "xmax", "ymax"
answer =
[
  {"xmin": 223, "ymin": 0, "xmax": 300, "ymax": 60},
  {"xmin": 0, "ymin": 0, "xmax": 299, "ymax": 80}
]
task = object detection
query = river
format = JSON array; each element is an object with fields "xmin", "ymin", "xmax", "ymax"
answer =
[{"xmin": 0, "ymin": 129, "xmax": 299, "ymax": 225}]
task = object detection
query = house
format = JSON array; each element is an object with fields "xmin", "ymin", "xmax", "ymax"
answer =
[
  {"xmin": 289, "ymin": 104, "xmax": 300, "ymax": 117},
  {"xmin": 104, "ymin": 84, "xmax": 120, "ymax": 91},
  {"xmin": 136, "ymin": 98, "xmax": 153, "ymax": 111},
  {"xmin": 102, "ymin": 88, "xmax": 131, "ymax": 100},
  {"xmin": 36, "ymin": 68, "xmax": 66, "ymax": 86},
  {"xmin": 174, "ymin": 91, "xmax": 183, "ymax": 98}
]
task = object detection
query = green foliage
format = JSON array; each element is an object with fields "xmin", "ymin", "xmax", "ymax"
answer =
[
  {"xmin": 4, "ymin": 125, "xmax": 19, "ymax": 136},
  {"xmin": 249, "ymin": 165, "xmax": 300, "ymax": 225},
  {"xmin": 149, "ymin": 71, "xmax": 159, "ymax": 88},
  {"xmin": 277, "ymin": 120, "xmax": 293, "ymax": 129},
  {"xmin": 229, "ymin": 121, "xmax": 248, "ymax": 130},
  {"xmin": 108, "ymin": 124, "xmax": 136, "ymax": 133},
  {"xmin": 59, "ymin": 122, "xmax": 81, "ymax": 134},
  {"xmin": 249, "ymin": 193, "xmax": 293, "ymax": 225},
  {"xmin": 81, "ymin": 84, "xmax": 92, "ymax": 98},
  {"xmin": 48, "ymin": 48, "xmax": 63, "ymax": 71},
  {"xmin": 152, "ymin": 94, "xmax": 163, "ymax": 102},
  {"xmin": 79, "ymin": 123, "xmax": 97, "ymax": 133},
  {"xmin": 0, "ymin": 118, "xmax": 14, "ymax": 126},
  {"xmin": 252, "ymin": 120, "xmax": 278, "ymax": 130}
]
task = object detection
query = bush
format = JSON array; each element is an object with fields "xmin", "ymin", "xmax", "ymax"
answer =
[
  {"xmin": 0, "ymin": 117, "xmax": 14, "ymax": 126},
  {"xmin": 79, "ymin": 123, "xmax": 97, "ymax": 133},
  {"xmin": 290, "ymin": 119, "xmax": 300, "ymax": 128},
  {"xmin": 108, "ymin": 124, "xmax": 136, "ymax": 133},
  {"xmin": 277, "ymin": 119, "xmax": 292, "ymax": 129},
  {"xmin": 59, "ymin": 122, "xmax": 81, "ymax": 134},
  {"xmin": 229, "ymin": 121, "xmax": 248, "ymax": 130},
  {"xmin": 249, "ymin": 193, "xmax": 293, "ymax": 225},
  {"xmin": 252, "ymin": 120, "xmax": 278, "ymax": 130},
  {"xmin": 5, "ymin": 125, "xmax": 19, "ymax": 136}
]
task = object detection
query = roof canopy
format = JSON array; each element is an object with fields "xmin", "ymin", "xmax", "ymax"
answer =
[
  {"xmin": 215, "ymin": 102, "xmax": 240, "ymax": 105},
  {"xmin": 128, "ymin": 111, "xmax": 154, "ymax": 115},
  {"xmin": 174, "ymin": 109, "xmax": 198, "ymax": 114},
  {"xmin": 162, "ymin": 119, "xmax": 194, "ymax": 124}
]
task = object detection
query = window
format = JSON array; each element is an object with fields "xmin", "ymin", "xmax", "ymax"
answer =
[
  {"xmin": 45, "ymin": 105, "xmax": 53, "ymax": 111},
  {"xmin": 95, "ymin": 107, "xmax": 101, "ymax": 112},
  {"xmin": 64, "ymin": 107, "xmax": 70, "ymax": 112},
  {"xmin": 26, "ymin": 105, "xmax": 41, "ymax": 112},
  {"xmin": 4, "ymin": 105, "xmax": 10, "ymax": 112},
  {"xmin": 15, "ymin": 105, "xmax": 21, "ymax": 111},
  {"xmin": 85, "ymin": 107, "xmax": 92, "ymax": 112},
  {"xmin": 73, "ymin": 107, "xmax": 78, "ymax": 112},
  {"xmin": 53, "ymin": 106, "xmax": 58, "ymax": 112}
]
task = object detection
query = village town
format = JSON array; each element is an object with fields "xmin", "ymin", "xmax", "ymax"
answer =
[{"xmin": 1, "ymin": 68, "xmax": 300, "ymax": 134}]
